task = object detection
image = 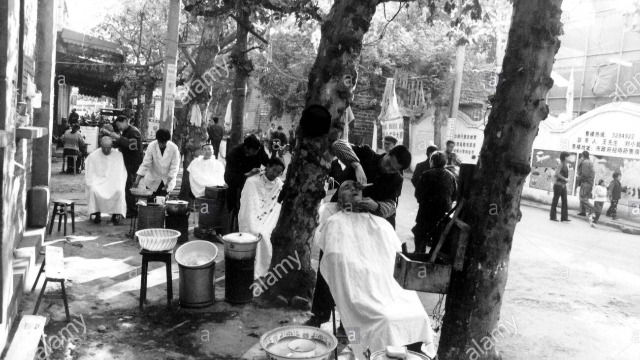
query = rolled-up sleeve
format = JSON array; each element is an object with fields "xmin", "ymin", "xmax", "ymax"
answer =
[
  {"xmin": 373, "ymin": 199, "xmax": 397, "ymax": 219},
  {"xmin": 331, "ymin": 140, "xmax": 360, "ymax": 165}
]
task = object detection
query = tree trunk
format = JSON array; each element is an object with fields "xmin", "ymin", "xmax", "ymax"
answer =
[
  {"xmin": 140, "ymin": 82, "xmax": 155, "ymax": 140},
  {"xmin": 228, "ymin": 0, "xmax": 250, "ymax": 150},
  {"xmin": 266, "ymin": 0, "xmax": 379, "ymax": 302},
  {"xmin": 173, "ymin": 17, "xmax": 225, "ymax": 200},
  {"xmin": 434, "ymin": 104, "xmax": 445, "ymax": 148},
  {"xmin": 437, "ymin": 1, "xmax": 563, "ymax": 359}
]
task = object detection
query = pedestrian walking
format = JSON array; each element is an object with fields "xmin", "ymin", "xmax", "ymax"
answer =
[
  {"xmin": 592, "ymin": 179, "xmax": 608, "ymax": 225},
  {"xmin": 550, "ymin": 151, "xmax": 570, "ymax": 222},
  {"xmin": 606, "ymin": 171, "xmax": 622, "ymax": 220},
  {"xmin": 207, "ymin": 117, "xmax": 224, "ymax": 159},
  {"xmin": 576, "ymin": 151, "xmax": 599, "ymax": 225}
]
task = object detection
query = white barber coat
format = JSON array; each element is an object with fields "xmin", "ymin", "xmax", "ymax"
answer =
[
  {"xmin": 137, "ymin": 140, "xmax": 181, "ymax": 192},
  {"xmin": 85, "ymin": 149, "xmax": 127, "ymax": 216}
]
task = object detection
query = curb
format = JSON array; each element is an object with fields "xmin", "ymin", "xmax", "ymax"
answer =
[{"xmin": 520, "ymin": 199, "xmax": 640, "ymax": 234}]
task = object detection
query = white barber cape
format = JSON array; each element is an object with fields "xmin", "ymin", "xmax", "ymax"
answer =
[
  {"xmin": 315, "ymin": 211, "xmax": 434, "ymax": 359},
  {"xmin": 187, "ymin": 156, "xmax": 225, "ymax": 197},
  {"xmin": 238, "ymin": 172, "xmax": 283, "ymax": 279},
  {"xmin": 85, "ymin": 149, "xmax": 127, "ymax": 216},
  {"xmin": 137, "ymin": 140, "xmax": 181, "ymax": 192}
]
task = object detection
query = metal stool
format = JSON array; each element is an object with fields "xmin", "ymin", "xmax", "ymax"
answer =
[
  {"xmin": 49, "ymin": 200, "xmax": 75, "ymax": 235},
  {"xmin": 139, "ymin": 249, "xmax": 173, "ymax": 310},
  {"xmin": 61, "ymin": 155, "xmax": 78, "ymax": 174}
]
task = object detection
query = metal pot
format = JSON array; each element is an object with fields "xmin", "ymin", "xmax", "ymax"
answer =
[{"xmin": 165, "ymin": 200, "xmax": 190, "ymax": 216}]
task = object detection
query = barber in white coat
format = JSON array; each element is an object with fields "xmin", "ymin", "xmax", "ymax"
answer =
[{"xmin": 134, "ymin": 128, "xmax": 181, "ymax": 198}]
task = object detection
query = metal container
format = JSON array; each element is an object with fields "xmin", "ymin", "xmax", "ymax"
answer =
[
  {"xmin": 195, "ymin": 196, "xmax": 229, "ymax": 231},
  {"xmin": 165, "ymin": 213, "xmax": 190, "ymax": 243},
  {"xmin": 221, "ymin": 232, "xmax": 260, "ymax": 260},
  {"xmin": 174, "ymin": 241, "xmax": 219, "ymax": 308},
  {"xmin": 368, "ymin": 350, "xmax": 430, "ymax": 360},
  {"xmin": 165, "ymin": 200, "xmax": 189, "ymax": 216},
  {"xmin": 260, "ymin": 325, "xmax": 337, "ymax": 360},
  {"xmin": 204, "ymin": 185, "xmax": 227, "ymax": 200},
  {"xmin": 138, "ymin": 204, "xmax": 165, "ymax": 230},
  {"xmin": 222, "ymin": 232, "xmax": 259, "ymax": 303}
]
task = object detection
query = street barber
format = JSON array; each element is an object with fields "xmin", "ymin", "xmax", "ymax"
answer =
[{"xmin": 134, "ymin": 129, "xmax": 181, "ymax": 199}]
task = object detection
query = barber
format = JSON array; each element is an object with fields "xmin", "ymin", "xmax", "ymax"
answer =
[{"xmin": 101, "ymin": 115, "xmax": 143, "ymax": 217}]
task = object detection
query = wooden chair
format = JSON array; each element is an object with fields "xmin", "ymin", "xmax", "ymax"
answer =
[{"xmin": 33, "ymin": 246, "xmax": 70, "ymax": 322}]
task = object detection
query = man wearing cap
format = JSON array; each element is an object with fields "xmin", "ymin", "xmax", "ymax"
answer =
[
  {"xmin": 383, "ymin": 135, "xmax": 398, "ymax": 154},
  {"xmin": 102, "ymin": 115, "xmax": 143, "ymax": 217}
]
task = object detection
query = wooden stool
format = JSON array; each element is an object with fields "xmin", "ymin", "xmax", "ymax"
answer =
[
  {"xmin": 31, "ymin": 249, "xmax": 46, "ymax": 293},
  {"xmin": 49, "ymin": 200, "xmax": 75, "ymax": 235},
  {"xmin": 4, "ymin": 315, "xmax": 47, "ymax": 360},
  {"xmin": 61, "ymin": 155, "xmax": 78, "ymax": 174},
  {"xmin": 33, "ymin": 246, "xmax": 70, "ymax": 322},
  {"xmin": 139, "ymin": 249, "xmax": 173, "ymax": 310}
]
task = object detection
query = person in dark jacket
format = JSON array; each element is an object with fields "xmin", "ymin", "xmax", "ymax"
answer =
[
  {"xmin": 102, "ymin": 115, "xmax": 143, "ymax": 217},
  {"xmin": 412, "ymin": 145, "xmax": 438, "ymax": 189},
  {"xmin": 207, "ymin": 117, "xmax": 225, "ymax": 159},
  {"xmin": 224, "ymin": 135, "xmax": 269, "ymax": 231},
  {"xmin": 413, "ymin": 151, "xmax": 457, "ymax": 253},
  {"xmin": 606, "ymin": 171, "xmax": 622, "ymax": 220},
  {"xmin": 550, "ymin": 151, "xmax": 571, "ymax": 222}
]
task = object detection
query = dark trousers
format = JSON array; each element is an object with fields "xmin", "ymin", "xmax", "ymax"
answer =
[
  {"xmin": 212, "ymin": 139, "xmax": 222, "ymax": 159},
  {"xmin": 125, "ymin": 171, "xmax": 137, "ymax": 216},
  {"xmin": 594, "ymin": 201, "xmax": 604, "ymax": 223},
  {"xmin": 606, "ymin": 199, "xmax": 619, "ymax": 218},
  {"xmin": 310, "ymin": 251, "xmax": 335, "ymax": 322},
  {"xmin": 550, "ymin": 183, "xmax": 568, "ymax": 220},
  {"xmin": 579, "ymin": 183, "xmax": 598, "ymax": 215}
]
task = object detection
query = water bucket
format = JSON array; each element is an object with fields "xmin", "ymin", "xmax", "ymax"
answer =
[
  {"xmin": 222, "ymin": 232, "xmax": 259, "ymax": 303},
  {"xmin": 221, "ymin": 232, "xmax": 260, "ymax": 260},
  {"xmin": 175, "ymin": 241, "xmax": 219, "ymax": 308},
  {"xmin": 28, "ymin": 186, "xmax": 50, "ymax": 228}
]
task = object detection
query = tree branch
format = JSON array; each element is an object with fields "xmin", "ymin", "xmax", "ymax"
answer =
[{"xmin": 228, "ymin": 14, "xmax": 269, "ymax": 44}]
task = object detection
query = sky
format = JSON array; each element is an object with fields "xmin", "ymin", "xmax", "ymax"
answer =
[{"xmin": 64, "ymin": 0, "xmax": 122, "ymax": 33}]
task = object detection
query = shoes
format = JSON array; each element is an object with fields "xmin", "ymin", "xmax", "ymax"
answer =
[
  {"xmin": 576, "ymin": 212, "xmax": 587, "ymax": 216},
  {"xmin": 303, "ymin": 316, "xmax": 327, "ymax": 328},
  {"xmin": 550, "ymin": 218, "xmax": 559, "ymax": 222},
  {"xmin": 561, "ymin": 219, "xmax": 571, "ymax": 222},
  {"xmin": 112, "ymin": 215, "xmax": 121, "ymax": 225},
  {"xmin": 93, "ymin": 213, "xmax": 102, "ymax": 224},
  {"xmin": 588, "ymin": 214, "xmax": 595, "ymax": 227}
]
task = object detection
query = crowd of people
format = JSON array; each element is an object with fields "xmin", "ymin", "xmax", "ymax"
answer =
[
  {"xmin": 78, "ymin": 105, "xmax": 465, "ymax": 357},
  {"xmin": 550, "ymin": 150, "xmax": 623, "ymax": 226}
]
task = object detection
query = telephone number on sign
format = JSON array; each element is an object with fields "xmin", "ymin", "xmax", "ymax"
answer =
[{"xmin": 611, "ymin": 133, "xmax": 635, "ymax": 139}]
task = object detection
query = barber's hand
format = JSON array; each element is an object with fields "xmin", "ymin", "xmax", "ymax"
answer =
[
  {"xmin": 134, "ymin": 176, "xmax": 142, "ymax": 188},
  {"xmin": 245, "ymin": 168, "xmax": 261, "ymax": 177},
  {"xmin": 354, "ymin": 163, "xmax": 367, "ymax": 185},
  {"xmin": 356, "ymin": 198, "xmax": 379, "ymax": 213},
  {"xmin": 110, "ymin": 132, "xmax": 121, "ymax": 141}
]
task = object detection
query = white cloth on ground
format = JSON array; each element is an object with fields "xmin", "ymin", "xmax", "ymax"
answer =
[
  {"xmin": 187, "ymin": 156, "xmax": 226, "ymax": 197},
  {"xmin": 136, "ymin": 140, "xmax": 181, "ymax": 192},
  {"xmin": 85, "ymin": 149, "xmax": 127, "ymax": 216},
  {"xmin": 315, "ymin": 211, "xmax": 434, "ymax": 359},
  {"xmin": 238, "ymin": 173, "xmax": 283, "ymax": 279}
]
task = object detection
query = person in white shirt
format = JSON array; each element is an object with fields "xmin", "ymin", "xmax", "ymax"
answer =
[
  {"xmin": 85, "ymin": 136, "xmax": 127, "ymax": 224},
  {"xmin": 187, "ymin": 143, "xmax": 225, "ymax": 198},
  {"xmin": 134, "ymin": 129, "xmax": 181, "ymax": 198},
  {"xmin": 238, "ymin": 157, "xmax": 285, "ymax": 279},
  {"xmin": 592, "ymin": 179, "xmax": 608, "ymax": 226}
]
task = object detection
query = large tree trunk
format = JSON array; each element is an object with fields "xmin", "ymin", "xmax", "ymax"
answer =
[
  {"xmin": 437, "ymin": 1, "xmax": 563, "ymax": 358},
  {"xmin": 228, "ymin": 0, "xmax": 250, "ymax": 150},
  {"xmin": 173, "ymin": 17, "xmax": 225, "ymax": 200},
  {"xmin": 140, "ymin": 81, "xmax": 155, "ymax": 140},
  {"xmin": 266, "ymin": 0, "xmax": 379, "ymax": 302},
  {"xmin": 434, "ymin": 104, "xmax": 445, "ymax": 148}
]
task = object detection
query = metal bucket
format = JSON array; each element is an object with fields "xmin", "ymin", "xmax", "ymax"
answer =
[
  {"xmin": 165, "ymin": 213, "xmax": 190, "ymax": 243},
  {"xmin": 138, "ymin": 204, "xmax": 165, "ymax": 230},
  {"xmin": 175, "ymin": 241, "xmax": 219, "ymax": 308},
  {"xmin": 221, "ymin": 232, "xmax": 260, "ymax": 303},
  {"xmin": 368, "ymin": 350, "xmax": 430, "ymax": 360}
]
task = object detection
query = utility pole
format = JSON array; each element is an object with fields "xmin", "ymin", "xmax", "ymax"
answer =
[{"xmin": 159, "ymin": 0, "xmax": 180, "ymax": 133}]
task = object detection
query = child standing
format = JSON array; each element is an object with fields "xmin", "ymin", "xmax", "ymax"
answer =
[
  {"xmin": 593, "ymin": 179, "xmax": 608, "ymax": 225},
  {"xmin": 606, "ymin": 172, "xmax": 622, "ymax": 220}
]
